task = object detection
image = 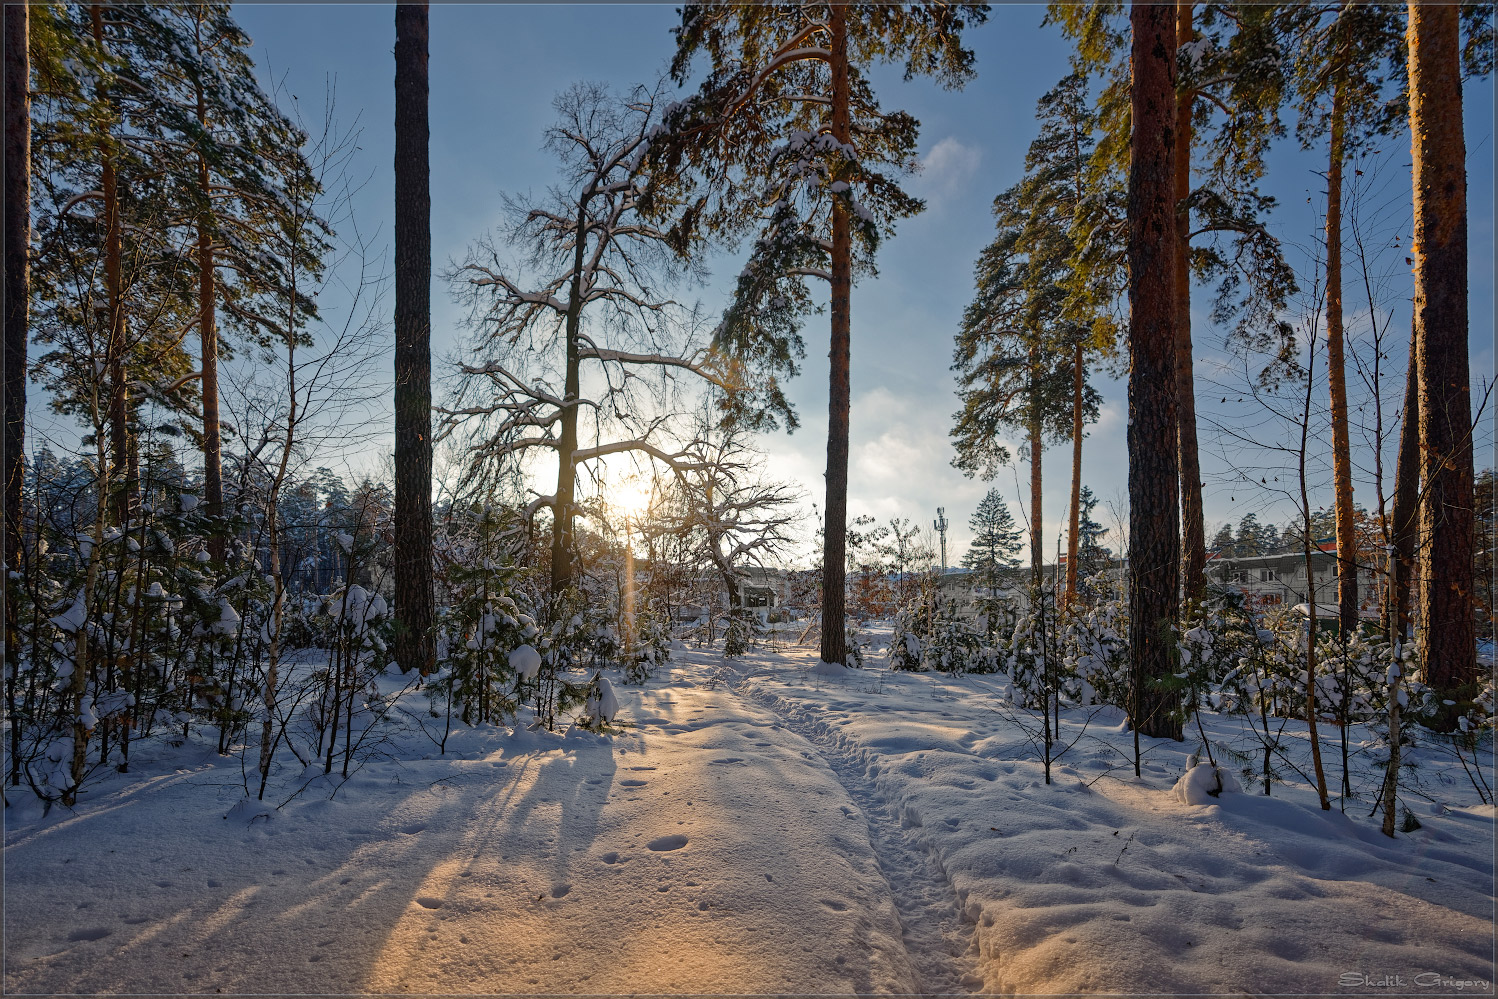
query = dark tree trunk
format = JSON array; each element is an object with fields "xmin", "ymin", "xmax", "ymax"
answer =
[
  {"xmin": 1408, "ymin": 0, "xmax": 1475, "ymax": 728},
  {"xmin": 393, "ymin": 3, "xmax": 435, "ymax": 675},
  {"xmin": 4, "ymin": 0, "xmax": 28, "ymax": 675},
  {"xmin": 1388, "ymin": 320, "xmax": 1419, "ymax": 640},
  {"xmin": 550, "ymin": 196, "xmax": 589, "ymax": 599},
  {"xmin": 1028, "ymin": 347, "xmax": 1044, "ymax": 589},
  {"xmin": 195, "ymin": 63, "xmax": 224, "ymax": 561},
  {"xmin": 1174, "ymin": 0, "xmax": 1205, "ymax": 608},
  {"xmin": 1126, "ymin": 1, "xmax": 1183, "ymax": 742},
  {"xmin": 1064, "ymin": 342, "xmax": 1082, "ymax": 608},
  {"xmin": 1325, "ymin": 16, "xmax": 1358, "ymax": 639},
  {"xmin": 819, "ymin": 2, "xmax": 851, "ymax": 667},
  {"xmin": 4, "ymin": 1, "xmax": 28, "ymax": 790}
]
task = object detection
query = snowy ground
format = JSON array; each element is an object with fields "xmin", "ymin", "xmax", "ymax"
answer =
[{"xmin": 4, "ymin": 638, "xmax": 1495, "ymax": 995}]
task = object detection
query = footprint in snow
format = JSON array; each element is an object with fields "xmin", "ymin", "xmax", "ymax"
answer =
[
  {"xmin": 619, "ymin": 779, "xmax": 649, "ymax": 787},
  {"xmin": 819, "ymin": 899, "xmax": 849, "ymax": 911},
  {"xmin": 600, "ymin": 851, "xmax": 621, "ymax": 864},
  {"xmin": 710, "ymin": 757, "xmax": 744, "ymax": 765},
  {"xmin": 550, "ymin": 884, "xmax": 571, "ymax": 898},
  {"xmin": 400, "ymin": 823, "xmax": 426, "ymax": 835},
  {"xmin": 646, "ymin": 834, "xmax": 688, "ymax": 852},
  {"xmin": 67, "ymin": 927, "xmax": 113, "ymax": 942},
  {"xmin": 415, "ymin": 897, "xmax": 444, "ymax": 909}
]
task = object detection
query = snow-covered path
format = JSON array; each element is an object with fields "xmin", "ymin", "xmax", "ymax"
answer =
[
  {"xmin": 714, "ymin": 653, "xmax": 981, "ymax": 995},
  {"xmin": 3, "ymin": 661, "xmax": 924, "ymax": 995}
]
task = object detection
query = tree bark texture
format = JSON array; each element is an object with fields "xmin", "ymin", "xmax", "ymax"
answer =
[
  {"xmin": 1408, "ymin": 0, "xmax": 1476, "ymax": 722},
  {"xmin": 1325, "ymin": 28, "xmax": 1359, "ymax": 639},
  {"xmin": 4, "ymin": 0, "xmax": 28, "ymax": 660},
  {"xmin": 1388, "ymin": 320, "xmax": 1419, "ymax": 640},
  {"xmin": 1127, "ymin": 2, "xmax": 1183, "ymax": 742},
  {"xmin": 393, "ymin": 3, "xmax": 435, "ymax": 674},
  {"xmin": 1064, "ymin": 342, "xmax": 1082, "ymax": 607},
  {"xmin": 92, "ymin": 6, "xmax": 133, "ymax": 526},
  {"xmin": 550, "ymin": 196, "xmax": 589, "ymax": 599},
  {"xmin": 819, "ymin": 2, "xmax": 851, "ymax": 667},
  {"xmin": 1028, "ymin": 347, "xmax": 1044, "ymax": 587},
  {"xmin": 1174, "ymin": 0, "xmax": 1205, "ymax": 608},
  {"xmin": 195, "ymin": 67, "xmax": 225, "ymax": 561}
]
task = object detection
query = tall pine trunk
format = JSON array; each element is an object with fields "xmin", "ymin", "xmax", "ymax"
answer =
[
  {"xmin": 1028, "ymin": 347, "xmax": 1044, "ymax": 588},
  {"xmin": 819, "ymin": 2, "xmax": 851, "ymax": 667},
  {"xmin": 1064, "ymin": 342, "xmax": 1082, "ymax": 607},
  {"xmin": 1408, "ymin": 0, "xmax": 1476, "ymax": 728},
  {"xmin": 1174, "ymin": 0, "xmax": 1205, "ymax": 608},
  {"xmin": 1126, "ymin": 1, "xmax": 1183, "ymax": 742},
  {"xmin": 1388, "ymin": 320, "xmax": 1419, "ymax": 639},
  {"xmin": 1325, "ymin": 10, "xmax": 1358, "ymax": 639},
  {"xmin": 92, "ymin": 6, "xmax": 132, "ymax": 527},
  {"xmin": 4, "ymin": 0, "xmax": 28, "ymax": 702},
  {"xmin": 1298, "ymin": 340, "xmax": 1332, "ymax": 811},
  {"xmin": 195, "ymin": 62, "xmax": 224, "ymax": 561},
  {"xmin": 393, "ymin": 3, "xmax": 435, "ymax": 674}
]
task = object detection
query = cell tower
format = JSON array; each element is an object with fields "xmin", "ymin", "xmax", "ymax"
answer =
[{"xmin": 934, "ymin": 507, "xmax": 949, "ymax": 574}]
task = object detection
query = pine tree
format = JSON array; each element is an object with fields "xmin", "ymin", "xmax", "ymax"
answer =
[
  {"xmin": 1126, "ymin": 1, "xmax": 1184, "ymax": 743},
  {"xmin": 1275, "ymin": 0, "xmax": 1404, "ymax": 638},
  {"xmin": 1075, "ymin": 484, "xmax": 1112, "ymax": 583},
  {"xmin": 3, "ymin": 1, "xmax": 28, "ymax": 710},
  {"xmin": 1021, "ymin": 74, "xmax": 1114, "ymax": 608},
  {"xmin": 647, "ymin": 2, "xmax": 988, "ymax": 667},
  {"xmin": 31, "ymin": 4, "xmax": 323, "ymax": 533},
  {"xmin": 1409, "ymin": 0, "xmax": 1478, "ymax": 729},
  {"xmin": 962, "ymin": 488, "xmax": 1022, "ymax": 593},
  {"xmin": 393, "ymin": 3, "xmax": 435, "ymax": 676},
  {"xmin": 1049, "ymin": 1, "xmax": 1297, "ymax": 604},
  {"xmin": 1210, "ymin": 522, "xmax": 1236, "ymax": 558},
  {"xmin": 952, "ymin": 129, "xmax": 1101, "ymax": 586}
]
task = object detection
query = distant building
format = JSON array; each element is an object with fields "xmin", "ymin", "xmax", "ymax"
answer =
[{"xmin": 1204, "ymin": 548, "xmax": 1383, "ymax": 623}]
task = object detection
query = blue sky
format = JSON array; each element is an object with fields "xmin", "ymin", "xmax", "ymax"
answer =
[{"xmin": 227, "ymin": 3, "xmax": 1495, "ymax": 564}]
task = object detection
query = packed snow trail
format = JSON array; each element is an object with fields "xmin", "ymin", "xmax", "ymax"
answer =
[
  {"xmin": 711, "ymin": 652, "xmax": 982, "ymax": 995},
  {"xmin": 728, "ymin": 641, "xmax": 1497, "ymax": 995},
  {"xmin": 3, "ymin": 663, "xmax": 921, "ymax": 995}
]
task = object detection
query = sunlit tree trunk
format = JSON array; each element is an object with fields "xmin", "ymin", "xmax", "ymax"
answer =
[
  {"xmin": 92, "ymin": 6, "xmax": 132, "ymax": 527},
  {"xmin": 1127, "ymin": 1, "xmax": 1183, "ymax": 742},
  {"xmin": 1174, "ymin": 0, "xmax": 1205, "ymax": 608},
  {"xmin": 819, "ymin": 1, "xmax": 851, "ymax": 667},
  {"xmin": 1064, "ymin": 342, "xmax": 1082, "ymax": 607},
  {"xmin": 1408, "ymin": 0, "xmax": 1475, "ymax": 728},
  {"xmin": 393, "ymin": 2, "xmax": 435, "ymax": 673}
]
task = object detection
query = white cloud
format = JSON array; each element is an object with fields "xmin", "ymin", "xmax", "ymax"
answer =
[{"xmin": 914, "ymin": 137, "xmax": 981, "ymax": 207}]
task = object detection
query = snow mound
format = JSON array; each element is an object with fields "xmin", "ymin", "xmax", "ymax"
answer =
[
  {"xmin": 1173, "ymin": 762, "xmax": 1241, "ymax": 805},
  {"xmin": 809, "ymin": 660, "xmax": 848, "ymax": 676},
  {"xmin": 509, "ymin": 644, "xmax": 542, "ymax": 680}
]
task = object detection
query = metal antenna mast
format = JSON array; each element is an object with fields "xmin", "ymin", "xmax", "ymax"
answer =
[{"xmin": 934, "ymin": 508, "xmax": 949, "ymax": 574}]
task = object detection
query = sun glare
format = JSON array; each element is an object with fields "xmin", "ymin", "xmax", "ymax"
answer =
[{"xmin": 614, "ymin": 482, "xmax": 653, "ymax": 519}]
